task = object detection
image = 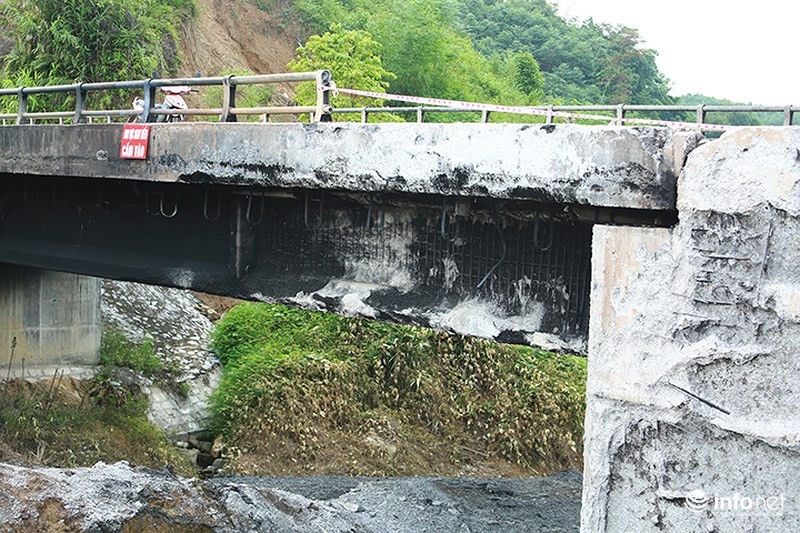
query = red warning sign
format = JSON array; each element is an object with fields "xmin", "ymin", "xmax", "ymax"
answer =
[{"xmin": 120, "ymin": 124, "xmax": 151, "ymax": 160}]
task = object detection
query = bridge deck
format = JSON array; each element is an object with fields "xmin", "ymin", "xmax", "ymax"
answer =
[{"xmin": 0, "ymin": 123, "xmax": 700, "ymax": 211}]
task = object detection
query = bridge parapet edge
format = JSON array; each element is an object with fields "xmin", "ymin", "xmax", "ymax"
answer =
[{"xmin": 0, "ymin": 123, "xmax": 705, "ymax": 212}]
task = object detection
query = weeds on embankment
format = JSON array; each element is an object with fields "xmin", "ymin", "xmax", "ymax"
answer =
[
  {"xmin": 210, "ymin": 303, "xmax": 587, "ymax": 477},
  {"xmin": 0, "ymin": 332, "xmax": 192, "ymax": 473}
]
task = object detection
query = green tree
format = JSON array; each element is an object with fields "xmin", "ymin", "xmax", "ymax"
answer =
[
  {"xmin": 512, "ymin": 51, "xmax": 544, "ymax": 101},
  {"xmin": 291, "ymin": 0, "xmax": 540, "ymax": 122},
  {"xmin": 289, "ymin": 24, "xmax": 398, "ymax": 121},
  {"xmin": 364, "ymin": 0, "xmax": 453, "ymax": 99},
  {"xmin": 453, "ymin": 0, "xmax": 675, "ymax": 105},
  {"xmin": 0, "ymin": 0, "xmax": 195, "ymax": 111}
]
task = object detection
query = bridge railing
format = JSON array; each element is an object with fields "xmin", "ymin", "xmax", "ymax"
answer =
[
  {"xmin": 333, "ymin": 103, "xmax": 798, "ymax": 127},
  {"xmin": 0, "ymin": 70, "xmax": 332, "ymax": 125},
  {"xmin": 1, "ymin": 72, "xmax": 796, "ymax": 128}
]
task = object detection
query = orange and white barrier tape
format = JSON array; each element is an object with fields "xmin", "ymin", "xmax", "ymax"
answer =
[{"xmin": 319, "ymin": 84, "xmax": 731, "ymax": 132}]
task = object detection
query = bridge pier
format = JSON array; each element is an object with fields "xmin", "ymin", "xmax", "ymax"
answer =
[
  {"xmin": 0, "ymin": 264, "xmax": 101, "ymax": 374},
  {"xmin": 582, "ymin": 128, "xmax": 800, "ymax": 531}
]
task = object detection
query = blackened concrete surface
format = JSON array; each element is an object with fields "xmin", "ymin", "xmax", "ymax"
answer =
[{"xmin": 0, "ymin": 123, "xmax": 703, "ymax": 211}]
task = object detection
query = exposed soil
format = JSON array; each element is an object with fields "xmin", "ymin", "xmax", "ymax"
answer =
[
  {"xmin": 191, "ymin": 291, "xmax": 243, "ymax": 320},
  {"xmin": 179, "ymin": 0, "xmax": 305, "ymax": 103}
]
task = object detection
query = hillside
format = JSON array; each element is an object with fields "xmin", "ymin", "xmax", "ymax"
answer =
[
  {"xmin": 180, "ymin": 0, "xmax": 300, "ymax": 77},
  {"xmin": 2, "ymin": 0, "xmax": 771, "ymax": 122}
]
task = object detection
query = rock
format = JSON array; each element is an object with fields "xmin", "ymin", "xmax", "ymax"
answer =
[
  {"xmin": 187, "ymin": 436, "xmax": 213, "ymax": 454},
  {"xmin": 339, "ymin": 501, "xmax": 361, "ymax": 513},
  {"xmin": 0, "ymin": 461, "xmax": 584, "ymax": 531},
  {"xmin": 101, "ymin": 280, "xmax": 223, "ymax": 438},
  {"xmin": 197, "ymin": 453, "xmax": 215, "ymax": 468},
  {"xmin": 363, "ymin": 434, "xmax": 398, "ymax": 458},
  {"xmin": 177, "ymin": 448, "xmax": 200, "ymax": 466},
  {"xmin": 211, "ymin": 435, "xmax": 225, "ymax": 458}
]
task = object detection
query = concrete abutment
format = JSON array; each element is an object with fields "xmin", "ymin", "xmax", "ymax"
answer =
[
  {"xmin": 582, "ymin": 128, "xmax": 800, "ymax": 531},
  {"xmin": 0, "ymin": 264, "xmax": 100, "ymax": 372}
]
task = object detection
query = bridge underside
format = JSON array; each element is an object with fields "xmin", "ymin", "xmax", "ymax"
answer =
[
  {"xmin": 0, "ymin": 174, "xmax": 609, "ymax": 350},
  {"xmin": 0, "ymin": 123, "xmax": 696, "ymax": 352}
]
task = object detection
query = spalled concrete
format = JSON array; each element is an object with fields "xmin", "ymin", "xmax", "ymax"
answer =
[
  {"xmin": 0, "ymin": 264, "xmax": 100, "ymax": 369},
  {"xmin": 582, "ymin": 128, "xmax": 800, "ymax": 531},
  {"xmin": 0, "ymin": 123, "xmax": 702, "ymax": 211}
]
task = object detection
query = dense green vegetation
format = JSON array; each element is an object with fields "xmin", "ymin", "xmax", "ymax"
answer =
[
  {"xmin": 290, "ymin": 0, "xmax": 785, "ymax": 126},
  {"xmin": 0, "ymin": 0, "xmax": 196, "ymax": 110},
  {"xmin": 0, "ymin": 0, "xmax": 779, "ymax": 125},
  {"xmin": 0, "ymin": 330, "xmax": 192, "ymax": 473},
  {"xmin": 210, "ymin": 303, "xmax": 587, "ymax": 476},
  {"xmin": 291, "ymin": 0, "xmax": 671, "ymax": 111},
  {"xmin": 454, "ymin": 0, "xmax": 673, "ymax": 105},
  {"xmin": 290, "ymin": 0, "xmax": 541, "ymax": 119},
  {"xmin": 289, "ymin": 24, "xmax": 400, "ymax": 121}
]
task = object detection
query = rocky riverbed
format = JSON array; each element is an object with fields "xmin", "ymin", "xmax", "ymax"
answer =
[{"xmin": 0, "ymin": 461, "xmax": 581, "ymax": 532}]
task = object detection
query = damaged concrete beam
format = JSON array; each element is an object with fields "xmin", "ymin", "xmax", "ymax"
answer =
[
  {"xmin": 0, "ymin": 123, "xmax": 703, "ymax": 211},
  {"xmin": 583, "ymin": 128, "xmax": 800, "ymax": 532}
]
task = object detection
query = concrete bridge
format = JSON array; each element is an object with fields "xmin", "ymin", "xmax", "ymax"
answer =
[
  {"xmin": 1, "ymin": 120, "xmax": 799, "ymax": 532},
  {"xmin": 0, "ymin": 122, "xmax": 685, "ymax": 357}
]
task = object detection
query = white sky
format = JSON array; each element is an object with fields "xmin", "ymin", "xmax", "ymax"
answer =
[{"xmin": 558, "ymin": 0, "xmax": 799, "ymax": 104}]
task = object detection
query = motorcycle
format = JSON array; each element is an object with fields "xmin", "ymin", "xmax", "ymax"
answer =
[{"xmin": 130, "ymin": 85, "xmax": 197, "ymax": 123}]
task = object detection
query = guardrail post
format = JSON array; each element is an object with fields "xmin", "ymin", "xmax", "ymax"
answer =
[
  {"xmin": 416, "ymin": 107, "xmax": 424, "ymax": 123},
  {"xmin": 696, "ymin": 104, "xmax": 706, "ymax": 126},
  {"xmin": 481, "ymin": 110, "xmax": 491, "ymax": 123},
  {"xmin": 784, "ymin": 106, "xmax": 793, "ymax": 126},
  {"xmin": 313, "ymin": 69, "xmax": 332, "ymax": 123},
  {"xmin": 16, "ymin": 88, "xmax": 27, "ymax": 125},
  {"xmin": 74, "ymin": 82, "xmax": 87, "ymax": 124},
  {"xmin": 141, "ymin": 79, "xmax": 156, "ymax": 123},
  {"xmin": 616, "ymin": 104, "xmax": 625, "ymax": 126},
  {"xmin": 221, "ymin": 75, "xmax": 237, "ymax": 122},
  {"xmin": 361, "ymin": 109, "xmax": 369, "ymax": 123},
  {"xmin": 545, "ymin": 106, "xmax": 554, "ymax": 125}
]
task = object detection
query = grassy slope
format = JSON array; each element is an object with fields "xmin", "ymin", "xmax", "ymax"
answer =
[{"xmin": 211, "ymin": 303, "xmax": 587, "ymax": 477}]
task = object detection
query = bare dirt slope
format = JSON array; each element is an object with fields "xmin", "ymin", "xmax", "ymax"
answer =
[{"xmin": 179, "ymin": 0, "xmax": 304, "ymax": 100}]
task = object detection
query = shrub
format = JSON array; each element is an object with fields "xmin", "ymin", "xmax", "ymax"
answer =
[{"xmin": 100, "ymin": 328, "xmax": 161, "ymax": 375}]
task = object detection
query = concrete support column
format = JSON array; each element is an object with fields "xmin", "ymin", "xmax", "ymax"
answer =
[
  {"xmin": 582, "ymin": 128, "xmax": 800, "ymax": 532},
  {"xmin": 0, "ymin": 264, "xmax": 101, "ymax": 372}
]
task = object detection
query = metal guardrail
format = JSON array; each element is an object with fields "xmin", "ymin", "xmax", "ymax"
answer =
[
  {"xmin": 333, "ymin": 104, "xmax": 798, "ymax": 126},
  {"xmin": 0, "ymin": 72, "xmax": 795, "ymax": 127},
  {"xmin": 0, "ymin": 70, "xmax": 332, "ymax": 124}
]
